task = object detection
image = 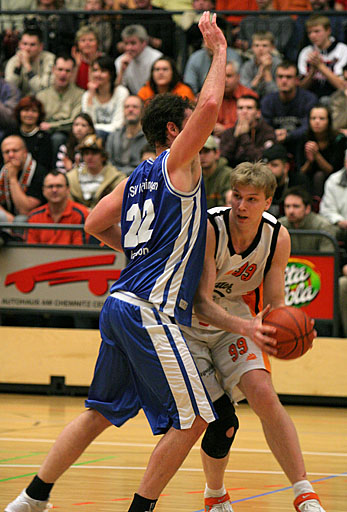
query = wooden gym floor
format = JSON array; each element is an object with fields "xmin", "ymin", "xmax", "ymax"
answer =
[{"xmin": 0, "ymin": 394, "xmax": 346, "ymax": 511}]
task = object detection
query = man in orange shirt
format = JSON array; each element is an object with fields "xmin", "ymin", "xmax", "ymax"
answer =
[
  {"xmin": 214, "ymin": 60, "xmax": 258, "ymax": 137},
  {"xmin": 26, "ymin": 170, "xmax": 90, "ymax": 245}
]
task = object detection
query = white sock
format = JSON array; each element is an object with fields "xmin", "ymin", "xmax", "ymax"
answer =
[
  {"xmin": 204, "ymin": 484, "xmax": 227, "ymax": 498},
  {"xmin": 293, "ymin": 480, "xmax": 314, "ymax": 499}
]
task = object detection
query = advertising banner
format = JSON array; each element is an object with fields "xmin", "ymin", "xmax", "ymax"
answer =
[{"xmin": 0, "ymin": 245, "xmax": 126, "ymax": 314}]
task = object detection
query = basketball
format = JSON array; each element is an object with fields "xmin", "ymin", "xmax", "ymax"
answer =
[{"xmin": 263, "ymin": 306, "xmax": 315, "ymax": 360}]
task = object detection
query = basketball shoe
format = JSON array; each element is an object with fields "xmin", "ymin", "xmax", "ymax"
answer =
[
  {"xmin": 294, "ymin": 492, "xmax": 326, "ymax": 511},
  {"xmin": 205, "ymin": 492, "xmax": 234, "ymax": 511},
  {"xmin": 5, "ymin": 490, "xmax": 52, "ymax": 512}
]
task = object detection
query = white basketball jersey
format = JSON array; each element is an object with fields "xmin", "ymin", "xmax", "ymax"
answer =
[{"xmin": 191, "ymin": 207, "xmax": 280, "ymax": 330}]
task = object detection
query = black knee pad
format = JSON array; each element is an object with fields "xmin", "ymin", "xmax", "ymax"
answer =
[{"xmin": 201, "ymin": 394, "xmax": 239, "ymax": 459}]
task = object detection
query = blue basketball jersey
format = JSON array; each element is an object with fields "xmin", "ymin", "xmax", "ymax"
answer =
[{"xmin": 111, "ymin": 150, "xmax": 207, "ymax": 326}]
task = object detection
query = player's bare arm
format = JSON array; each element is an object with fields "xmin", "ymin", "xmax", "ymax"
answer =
[
  {"xmin": 167, "ymin": 11, "xmax": 227, "ymax": 193},
  {"xmin": 84, "ymin": 178, "xmax": 127, "ymax": 251},
  {"xmin": 263, "ymin": 225, "xmax": 291, "ymax": 310},
  {"xmin": 194, "ymin": 220, "xmax": 278, "ymax": 355}
]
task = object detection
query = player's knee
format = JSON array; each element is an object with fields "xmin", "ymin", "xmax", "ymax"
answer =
[{"xmin": 201, "ymin": 394, "xmax": 239, "ymax": 459}]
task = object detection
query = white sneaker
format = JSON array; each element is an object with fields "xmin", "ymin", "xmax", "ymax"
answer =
[
  {"xmin": 205, "ymin": 493, "xmax": 234, "ymax": 511},
  {"xmin": 4, "ymin": 490, "xmax": 52, "ymax": 512},
  {"xmin": 294, "ymin": 492, "xmax": 326, "ymax": 512}
]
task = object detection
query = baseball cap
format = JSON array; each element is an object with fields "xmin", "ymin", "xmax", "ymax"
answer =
[
  {"xmin": 262, "ymin": 144, "xmax": 288, "ymax": 162},
  {"xmin": 79, "ymin": 134, "xmax": 104, "ymax": 152},
  {"xmin": 203, "ymin": 135, "xmax": 218, "ymax": 150}
]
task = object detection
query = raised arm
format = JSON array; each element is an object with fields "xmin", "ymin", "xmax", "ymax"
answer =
[
  {"xmin": 84, "ymin": 178, "xmax": 127, "ymax": 251},
  {"xmin": 167, "ymin": 12, "xmax": 227, "ymax": 189},
  {"xmin": 194, "ymin": 220, "xmax": 277, "ymax": 355}
]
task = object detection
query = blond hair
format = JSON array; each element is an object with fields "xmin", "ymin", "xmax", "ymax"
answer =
[{"xmin": 230, "ymin": 161, "xmax": 277, "ymax": 199}]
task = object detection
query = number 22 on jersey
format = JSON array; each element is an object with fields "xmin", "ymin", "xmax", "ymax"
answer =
[{"xmin": 123, "ymin": 199, "xmax": 155, "ymax": 248}]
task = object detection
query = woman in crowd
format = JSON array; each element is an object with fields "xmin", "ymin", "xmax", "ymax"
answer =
[
  {"xmin": 72, "ymin": 25, "xmax": 101, "ymax": 90},
  {"xmin": 137, "ymin": 56, "xmax": 195, "ymax": 103},
  {"xmin": 298, "ymin": 104, "xmax": 346, "ymax": 197},
  {"xmin": 81, "ymin": 55, "xmax": 129, "ymax": 142},
  {"xmin": 56, "ymin": 113, "xmax": 95, "ymax": 172},
  {"xmin": 13, "ymin": 96, "xmax": 53, "ymax": 170}
]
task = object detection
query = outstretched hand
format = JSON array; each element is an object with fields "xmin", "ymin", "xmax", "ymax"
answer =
[{"xmin": 198, "ymin": 11, "xmax": 227, "ymax": 55}]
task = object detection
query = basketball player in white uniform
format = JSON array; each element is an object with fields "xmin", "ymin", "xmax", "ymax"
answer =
[{"xmin": 181, "ymin": 162, "xmax": 325, "ymax": 512}]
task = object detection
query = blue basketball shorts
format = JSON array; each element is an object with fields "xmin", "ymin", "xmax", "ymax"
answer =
[{"xmin": 85, "ymin": 291, "xmax": 216, "ymax": 435}]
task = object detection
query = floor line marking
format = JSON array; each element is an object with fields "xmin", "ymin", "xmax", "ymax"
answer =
[{"xmin": 1, "ymin": 438, "xmax": 346, "ymax": 457}]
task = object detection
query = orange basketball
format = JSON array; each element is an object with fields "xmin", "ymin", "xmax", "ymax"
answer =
[{"xmin": 263, "ymin": 306, "xmax": 315, "ymax": 360}]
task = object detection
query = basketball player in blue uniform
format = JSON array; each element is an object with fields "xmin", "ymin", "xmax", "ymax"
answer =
[
  {"xmin": 5, "ymin": 12, "xmax": 249, "ymax": 512},
  {"xmin": 181, "ymin": 162, "xmax": 324, "ymax": 512}
]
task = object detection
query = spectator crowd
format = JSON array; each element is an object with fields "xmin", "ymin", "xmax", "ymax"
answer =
[{"xmin": 0, "ymin": 0, "xmax": 346, "ymax": 333}]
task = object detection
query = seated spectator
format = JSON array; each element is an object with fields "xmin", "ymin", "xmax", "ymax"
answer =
[
  {"xmin": 114, "ymin": 0, "xmax": 176, "ymax": 58},
  {"xmin": 0, "ymin": 0, "xmax": 35, "ymax": 36},
  {"xmin": 0, "ymin": 135, "xmax": 46, "ymax": 222},
  {"xmin": 82, "ymin": 55, "xmax": 129, "ymax": 142},
  {"xmin": 178, "ymin": 0, "xmax": 228, "ymax": 55},
  {"xmin": 298, "ymin": 14, "xmax": 347, "ymax": 101},
  {"xmin": 80, "ymin": 0, "xmax": 113, "ymax": 55},
  {"xmin": 56, "ymin": 113, "xmax": 95, "ymax": 173},
  {"xmin": 9, "ymin": 96, "xmax": 53, "ymax": 171},
  {"xmin": 214, "ymin": 61, "xmax": 258, "ymax": 137},
  {"xmin": 199, "ymin": 135, "xmax": 233, "ymax": 209},
  {"xmin": 297, "ymin": 104, "xmax": 346, "ymax": 197},
  {"xmin": 262, "ymin": 143, "xmax": 309, "ymax": 218},
  {"xmin": 140, "ymin": 142, "xmax": 156, "ymax": 162},
  {"xmin": 219, "ymin": 94, "xmax": 275, "ymax": 166},
  {"xmin": 67, "ymin": 134, "xmax": 126, "ymax": 208},
  {"xmin": 26, "ymin": 170, "xmax": 90, "ymax": 245},
  {"xmin": 0, "ymin": 78, "xmax": 21, "ymax": 143},
  {"xmin": 72, "ymin": 25, "xmax": 102, "ymax": 91},
  {"xmin": 183, "ymin": 45, "xmax": 242, "ymax": 95},
  {"xmin": 25, "ymin": 0, "xmax": 76, "ymax": 55},
  {"xmin": 137, "ymin": 56, "xmax": 195, "ymax": 103},
  {"xmin": 115, "ymin": 25, "xmax": 163, "ymax": 95},
  {"xmin": 292, "ymin": 0, "xmax": 345, "ymax": 62},
  {"xmin": 36, "ymin": 55, "xmax": 84, "ymax": 163},
  {"xmin": 4, "ymin": 27, "xmax": 55, "ymax": 96},
  {"xmin": 319, "ymin": 150, "xmax": 347, "ymax": 248},
  {"xmin": 330, "ymin": 64, "xmax": 347, "ymax": 137},
  {"xmin": 278, "ymin": 186, "xmax": 337, "ymax": 252},
  {"xmin": 261, "ymin": 60, "xmax": 318, "ymax": 160},
  {"xmin": 106, "ymin": 95, "xmax": 146, "ymax": 175},
  {"xmin": 236, "ymin": 0, "xmax": 295, "ymax": 58},
  {"xmin": 240, "ymin": 31, "xmax": 281, "ymax": 99}
]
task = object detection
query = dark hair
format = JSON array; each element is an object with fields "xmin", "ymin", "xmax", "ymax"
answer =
[
  {"xmin": 307, "ymin": 104, "xmax": 336, "ymax": 143},
  {"xmin": 276, "ymin": 60, "xmax": 298, "ymax": 76},
  {"xmin": 91, "ymin": 55, "xmax": 117, "ymax": 95},
  {"xmin": 66, "ymin": 113, "xmax": 95, "ymax": 161},
  {"xmin": 142, "ymin": 93, "xmax": 192, "ymax": 147},
  {"xmin": 283, "ymin": 186, "xmax": 312, "ymax": 207},
  {"xmin": 44, "ymin": 169, "xmax": 69, "ymax": 187},
  {"xmin": 149, "ymin": 56, "xmax": 182, "ymax": 95},
  {"xmin": 237, "ymin": 94, "xmax": 260, "ymax": 109},
  {"xmin": 54, "ymin": 53, "xmax": 76, "ymax": 67},
  {"xmin": 21, "ymin": 26, "xmax": 43, "ymax": 42},
  {"xmin": 14, "ymin": 96, "xmax": 46, "ymax": 125}
]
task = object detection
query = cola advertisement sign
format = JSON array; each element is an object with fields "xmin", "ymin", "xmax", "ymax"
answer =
[{"xmin": 284, "ymin": 256, "xmax": 335, "ymax": 320}]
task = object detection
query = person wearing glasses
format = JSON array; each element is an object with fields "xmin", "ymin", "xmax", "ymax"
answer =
[{"xmin": 26, "ymin": 170, "xmax": 90, "ymax": 245}]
